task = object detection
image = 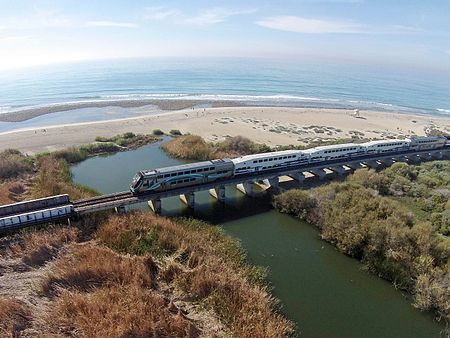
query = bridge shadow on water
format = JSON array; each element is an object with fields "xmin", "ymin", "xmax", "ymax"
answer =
[{"xmin": 159, "ymin": 174, "xmax": 347, "ymax": 225}]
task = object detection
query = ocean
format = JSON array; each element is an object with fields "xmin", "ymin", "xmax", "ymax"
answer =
[{"xmin": 0, "ymin": 57, "xmax": 449, "ymax": 118}]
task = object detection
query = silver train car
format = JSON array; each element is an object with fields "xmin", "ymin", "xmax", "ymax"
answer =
[
  {"xmin": 131, "ymin": 159, "xmax": 234, "ymax": 193},
  {"xmin": 0, "ymin": 194, "xmax": 70, "ymax": 217},
  {"xmin": 0, "ymin": 204, "xmax": 73, "ymax": 232}
]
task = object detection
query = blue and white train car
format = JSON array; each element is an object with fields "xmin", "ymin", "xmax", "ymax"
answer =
[
  {"xmin": 131, "ymin": 159, "xmax": 234, "ymax": 193},
  {"xmin": 0, "ymin": 204, "xmax": 73, "ymax": 232},
  {"xmin": 232, "ymin": 150, "xmax": 308, "ymax": 175},
  {"xmin": 304, "ymin": 143, "xmax": 366, "ymax": 162}
]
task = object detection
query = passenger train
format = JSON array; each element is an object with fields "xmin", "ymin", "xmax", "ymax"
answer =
[{"xmin": 130, "ymin": 136, "xmax": 449, "ymax": 194}]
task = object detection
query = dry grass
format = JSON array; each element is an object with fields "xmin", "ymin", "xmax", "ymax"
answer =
[
  {"xmin": 0, "ymin": 181, "xmax": 26, "ymax": 204},
  {"xmin": 46, "ymin": 285, "xmax": 195, "ymax": 338},
  {"xmin": 0, "ymin": 149, "xmax": 33, "ymax": 181},
  {"xmin": 10, "ymin": 226, "xmax": 79, "ymax": 266},
  {"xmin": 162, "ymin": 135, "xmax": 270, "ymax": 161},
  {"xmin": 0, "ymin": 296, "xmax": 31, "ymax": 336},
  {"xmin": 162, "ymin": 135, "xmax": 214, "ymax": 160},
  {"xmin": 41, "ymin": 243, "xmax": 198, "ymax": 338},
  {"xmin": 30, "ymin": 155, "xmax": 97, "ymax": 200},
  {"xmin": 41, "ymin": 243, "xmax": 156, "ymax": 296},
  {"xmin": 96, "ymin": 212, "xmax": 294, "ymax": 338}
]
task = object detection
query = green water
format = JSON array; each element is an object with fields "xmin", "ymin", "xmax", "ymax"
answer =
[{"xmin": 71, "ymin": 141, "xmax": 446, "ymax": 337}]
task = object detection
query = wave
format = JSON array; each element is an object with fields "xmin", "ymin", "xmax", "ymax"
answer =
[
  {"xmin": 0, "ymin": 92, "xmax": 432, "ymax": 116},
  {"xmin": 436, "ymin": 108, "xmax": 450, "ymax": 114}
]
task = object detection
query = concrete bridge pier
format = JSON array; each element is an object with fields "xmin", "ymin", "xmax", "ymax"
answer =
[
  {"xmin": 418, "ymin": 153, "xmax": 432, "ymax": 161},
  {"xmin": 329, "ymin": 166, "xmax": 346, "ymax": 177},
  {"xmin": 148, "ymin": 199, "xmax": 162, "ymax": 214},
  {"xmin": 180, "ymin": 192, "xmax": 195, "ymax": 209},
  {"xmin": 378, "ymin": 158, "xmax": 395, "ymax": 167},
  {"xmin": 209, "ymin": 186, "xmax": 226, "ymax": 202},
  {"xmin": 237, "ymin": 181, "xmax": 255, "ymax": 197},
  {"xmin": 288, "ymin": 172, "xmax": 306, "ymax": 186},
  {"xmin": 363, "ymin": 160, "xmax": 381, "ymax": 170},
  {"xmin": 262, "ymin": 177, "xmax": 280, "ymax": 193},
  {"xmin": 405, "ymin": 155, "xmax": 421, "ymax": 164},
  {"xmin": 309, "ymin": 169, "xmax": 327, "ymax": 180},
  {"xmin": 431, "ymin": 151, "xmax": 443, "ymax": 160},
  {"xmin": 346, "ymin": 162, "xmax": 363, "ymax": 171},
  {"xmin": 115, "ymin": 205, "xmax": 126, "ymax": 214}
]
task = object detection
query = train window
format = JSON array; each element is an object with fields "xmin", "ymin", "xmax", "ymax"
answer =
[
  {"xmin": 171, "ymin": 173, "xmax": 177, "ymax": 177},
  {"xmin": 264, "ymin": 159, "xmax": 268, "ymax": 162},
  {"xmin": 190, "ymin": 178, "xmax": 195, "ymax": 181},
  {"xmin": 253, "ymin": 160, "xmax": 257, "ymax": 163},
  {"xmin": 210, "ymin": 167, "xmax": 215, "ymax": 170},
  {"xmin": 170, "ymin": 182, "xmax": 176, "ymax": 185}
]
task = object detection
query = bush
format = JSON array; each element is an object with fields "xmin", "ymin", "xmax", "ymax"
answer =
[
  {"xmin": 152, "ymin": 129, "xmax": 164, "ymax": 135},
  {"xmin": 273, "ymin": 189, "xmax": 315, "ymax": 220},
  {"xmin": 0, "ymin": 149, "xmax": 33, "ymax": 180},
  {"xmin": 169, "ymin": 129, "xmax": 182, "ymax": 136},
  {"xmin": 162, "ymin": 135, "xmax": 213, "ymax": 160}
]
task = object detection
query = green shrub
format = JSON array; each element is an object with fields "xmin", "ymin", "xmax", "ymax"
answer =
[
  {"xmin": 152, "ymin": 129, "xmax": 164, "ymax": 135},
  {"xmin": 169, "ymin": 129, "xmax": 182, "ymax": 136}
]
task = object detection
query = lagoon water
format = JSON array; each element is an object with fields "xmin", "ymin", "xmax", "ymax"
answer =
[
  {"xmin": 1, "ymin": 58, "xmax": 450, "ymax": 118},
  {"xmin": 71, "ymin": 141, "xmax": 446, "ymax": 337}
]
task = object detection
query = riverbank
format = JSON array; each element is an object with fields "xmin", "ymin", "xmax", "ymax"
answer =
[
  {"xmin": 273, "ymin": 162, "xmax": 450, "ymax": 325},
  {"xmin": 1, "ymin": 106, "xmax": 449, "ymax": 154},
  {"xmin": 0, "ymin": 142, "xmax": 292, "ymax": 337}
]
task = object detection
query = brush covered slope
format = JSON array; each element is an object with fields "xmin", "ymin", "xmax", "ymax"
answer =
[{"xmin": 273, "ymin": 161, "xmax": 450, "ymax": 323}]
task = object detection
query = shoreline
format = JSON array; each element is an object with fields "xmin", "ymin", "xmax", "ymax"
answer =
[{"xmin": 0, "ymin": 106, "xmax": 449, "ymax": 155}]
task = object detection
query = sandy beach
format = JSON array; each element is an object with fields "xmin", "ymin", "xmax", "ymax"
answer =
[{"xmin": 0, "ymin": 106, "xmax": 449, "ymax": 155}]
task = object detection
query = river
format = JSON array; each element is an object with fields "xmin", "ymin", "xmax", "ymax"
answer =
[{"xmin": 71, "ymin": 140, "xmax": 445, "ymax": 337}]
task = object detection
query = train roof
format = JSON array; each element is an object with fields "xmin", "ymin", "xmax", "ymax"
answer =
[
  {"xmin": 232, "ymin": 150, "xmax": 304, "ymax": 162},
  {"xmin": 141, "ymin": 159, "xmax": 232, "ymax": 176},
  {"xmin": 303, "ymin": 143, "xmax": 363, "ymax": 153},
  {"xmin": 363, "ymin": 139, "xmax": 409, "ymax": 146}
]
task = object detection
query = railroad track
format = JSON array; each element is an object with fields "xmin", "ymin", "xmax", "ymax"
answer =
[{"xmin": 73, "ymin": 191, "xmax": 134, "ymax": 208}]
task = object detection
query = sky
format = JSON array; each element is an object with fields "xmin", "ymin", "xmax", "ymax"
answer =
[{"xmin": 0, "ymin": 0, "xmax": 450, "ymax": 72}]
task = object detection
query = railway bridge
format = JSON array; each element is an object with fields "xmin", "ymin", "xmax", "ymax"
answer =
[{"xmin": 1, "ymin": 146, "xmax": 449, "ymax": 233}]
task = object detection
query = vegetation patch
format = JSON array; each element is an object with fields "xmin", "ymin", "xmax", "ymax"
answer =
[
  {"xmin": 0, "ymin": 297, "xmax": 31, "ymax": 336},
  {"xmin": 162, "ymin": 134, "xmax": 271, "ymax": 160},
  {"xmin": 96, "ymin": 212, "xmax": 293, "ymax": 338},
  {"xmin": 0, "ymin": 149, "xmax": 33, "ymax": 181},
  {"xmin": 273, "ymin": 161, "xmax": 450, "ymax": 322}
]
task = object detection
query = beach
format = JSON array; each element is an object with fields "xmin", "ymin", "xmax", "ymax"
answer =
[{"xmin": 0, "ymin": 105, "xmax": 448, "ymax": 155}]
